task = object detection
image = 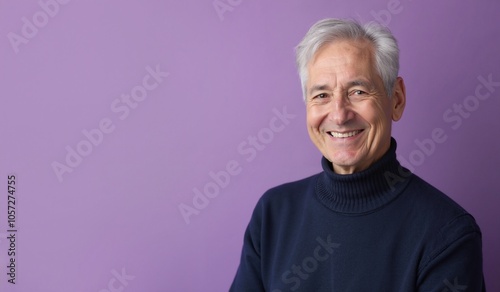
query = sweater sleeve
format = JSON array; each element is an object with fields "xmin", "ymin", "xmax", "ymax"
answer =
[
  {"xmin": 416, "ymin": 214, "xmax": 486, "ymax": 292},
  {"xmin": 229, "ymin": 199, "xmax": 265, "ymax": 292}
]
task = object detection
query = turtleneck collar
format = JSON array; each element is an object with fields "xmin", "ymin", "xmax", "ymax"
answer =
[{"xmin": 315, "ymin": 138, "xmax": 411, "ymax": 214}]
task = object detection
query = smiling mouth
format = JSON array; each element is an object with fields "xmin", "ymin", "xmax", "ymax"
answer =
[{"xmin": 328, "ymin": 130, "xmax": 363, "ymax": 138}]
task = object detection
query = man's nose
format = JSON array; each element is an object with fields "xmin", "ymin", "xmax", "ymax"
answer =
[{"xmin": 328, "ymin": 95, "xmax": 354, "ymax": 125}]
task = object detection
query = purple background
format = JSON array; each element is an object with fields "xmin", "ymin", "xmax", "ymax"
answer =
[{"xmin": 1, "ymin": 0, "xmax": 499, "ymax": 291}]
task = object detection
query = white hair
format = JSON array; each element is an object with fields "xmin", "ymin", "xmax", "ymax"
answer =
[{"xmin": 295, "ymin": 18, "xmax": 400, "ymax": 100}]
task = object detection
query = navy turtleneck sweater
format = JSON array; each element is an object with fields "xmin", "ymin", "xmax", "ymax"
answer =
[{"xmin": 230, "ymin": 139, "xmax": 485, "ymax": 291}]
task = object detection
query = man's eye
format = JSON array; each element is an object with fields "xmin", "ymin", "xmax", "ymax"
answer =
[
  {"xmin": 352, "ymin": 90, "xmax": 366, "ymax": 95},
  {"xmin": 314, "ymin": 93, "xmax": 328, "ymax": 99}
]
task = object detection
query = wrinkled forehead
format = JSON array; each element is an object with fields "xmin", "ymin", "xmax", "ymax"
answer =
[
  {"xmin": 309, "ymin": 39, "xmax": 375, "ymax": 71},
  {"xmin": 306, "ymin": 40, "xmax": 379, "ymax": 88}
]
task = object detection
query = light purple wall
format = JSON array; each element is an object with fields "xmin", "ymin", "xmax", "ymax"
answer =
[{"xmin": 1, "ymin": 0, "xmax": 499, "ymax": 291}]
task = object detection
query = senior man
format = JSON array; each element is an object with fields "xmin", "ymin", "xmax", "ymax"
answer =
[{"xmin": 230, "ymin": 18, "xmax": 485, "ymax": 291}]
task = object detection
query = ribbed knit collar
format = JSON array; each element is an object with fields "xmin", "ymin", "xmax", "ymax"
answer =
[{"xmin": 316, "ymin": 138, "xmax": 411, "ymax": 214}]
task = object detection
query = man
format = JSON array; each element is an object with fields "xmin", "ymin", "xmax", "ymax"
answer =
[{"xmin": 230, "ymin": 18, "xmax": 485, "ymax": 291}]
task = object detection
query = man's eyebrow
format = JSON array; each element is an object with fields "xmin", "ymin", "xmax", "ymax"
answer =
[
  {"xmin": 308, "ymin": 84, "xmax": 330, "ymax": 95},
  {"xmin": 348, "ymin": 79, "xmax": 372, "ymax": 88},
  {"xmin": 308, "ymin": 80, "xmax": 373, "ymax": 95}
]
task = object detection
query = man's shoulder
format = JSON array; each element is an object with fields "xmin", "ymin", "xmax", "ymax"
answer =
[
  {"xmin": 258, "ymin": 172, "xmax": 321, "ymax": 205},
  {"xmin": 406, "ymin": 174, "xmax": 467, "ymax": 213},
  {"xmin": 403, "ymin": 174, "xmax": 481, "ymax": 235},
  {"xmin": 403, "ymin": 175, "xmax": 483, "ymax": 277}
]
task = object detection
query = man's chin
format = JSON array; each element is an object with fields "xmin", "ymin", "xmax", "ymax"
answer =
[{"xmin": 327, "ymin": 152, "xmax": 365, "ymax": 174}]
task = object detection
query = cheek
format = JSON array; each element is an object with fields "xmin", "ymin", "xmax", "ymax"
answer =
[
  {"xmin": 358, "ymin": 100, "xmax": 391, "ymax": 128},
  {"xmin": 306, "ymin": 107, "xmax": 323, "ymax": 130}
]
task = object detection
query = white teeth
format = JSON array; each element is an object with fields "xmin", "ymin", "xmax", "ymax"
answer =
[{"xmin": 329, "ymin": 130, "xmax": 361, "ymax": 138}]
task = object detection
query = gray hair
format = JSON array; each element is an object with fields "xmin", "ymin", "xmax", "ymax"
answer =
[{"xmin": 295, "ymin": 18, "xmax": 400, "ymax": 100}]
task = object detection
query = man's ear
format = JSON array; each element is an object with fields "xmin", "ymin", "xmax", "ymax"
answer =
[{"xmin": 391, "ymin": 77, "xmax": 406, "ymax": 121}]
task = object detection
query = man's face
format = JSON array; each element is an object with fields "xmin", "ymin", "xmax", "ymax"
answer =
[{"xmin": 305, "ymin": 40, "xmax": 405, "ymax": 174}]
